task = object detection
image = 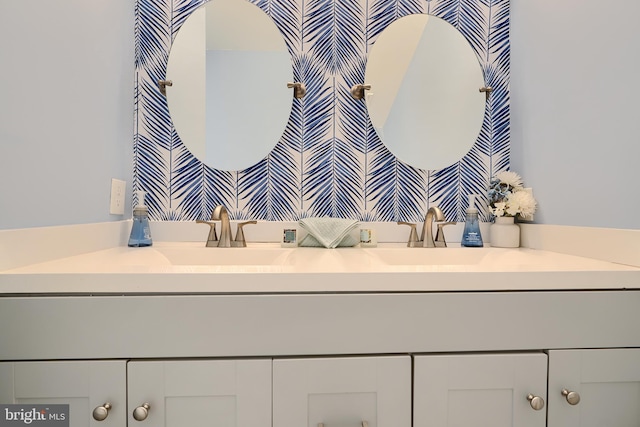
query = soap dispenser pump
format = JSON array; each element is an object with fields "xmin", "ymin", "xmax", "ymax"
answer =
[
  {"xmin": 461, "ymin": 195, "xmax": 483, "ymax": 247},
  {"xmin": 128, "ymin": 191, "xmax": 153, "ymax": 247}
]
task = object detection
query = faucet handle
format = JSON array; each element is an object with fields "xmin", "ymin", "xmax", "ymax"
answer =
[
  {"xmin": 196, "ymin": 220, "xmax": 218, "ymax": 247},
  {"xmin": 434, "ymin": 221, "xmax": 456, "ymax": 248},
  {"xmin": 397, "ymin": 222, "xmax": 421, "ymax": 247},
  {"xmin": 233, "ymin": 221, "xmax": 257, "ymax": 247}
]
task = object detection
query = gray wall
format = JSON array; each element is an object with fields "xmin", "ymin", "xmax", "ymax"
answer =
[
  {"xmin": 511, "ymin": 0, "xmax": 640, "ymax": 229},
  {"xmin": 0, "ymin": 0, "xmax": 134, "ymax": 229}
]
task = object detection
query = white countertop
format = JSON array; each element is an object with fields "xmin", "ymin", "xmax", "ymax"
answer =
[{"xmin": 1, "ymin": 241, "xmax": 638, "ymax": 294}]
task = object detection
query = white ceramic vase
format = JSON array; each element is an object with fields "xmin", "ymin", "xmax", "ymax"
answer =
[{"xmin": 490, "ymin": 216, "xmax": 520, "ymax": 248}]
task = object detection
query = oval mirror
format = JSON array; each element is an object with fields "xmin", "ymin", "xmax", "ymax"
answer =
[
  {"xmin": 165, "ymin": 0, "xmax": 293, "ymax": 171},
  {"xmin": 365, "ymin": 14, "xmax": 486, "ymax": 171}
]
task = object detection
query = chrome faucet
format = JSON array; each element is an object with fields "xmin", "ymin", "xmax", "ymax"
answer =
[
  {"xmin": 197, "ymin": 205, "xmax": 256, "ymax": 247},
  {"xmin": 211, "ymin": 205, "xmax": 232, "ymax": 247},
  {"xmin": 397, "ymin": 222, "xmax": 421, "ymax": 247},
  {"xmin": 422, "ymin": 206, "xmax": 445, "ymax": 248},
  {"xmin": 398, "ymin": 206, "xmax": 455, "ymax": 248},
  {"xmin": 232, "ymin": 220, "xmax": 257, "ymax": 247},
  {"xmin": 196, "ymin": 218, "xmax": 219, "ymax": 247}
]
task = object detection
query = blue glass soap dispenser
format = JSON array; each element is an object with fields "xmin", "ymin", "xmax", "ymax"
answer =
[
  {"xmin": 461, "ymin": 195, "xmax": 483, "ymax": 247},
  {"xmin": 128, "ymin": 190, "xmax": 153, "ymax": 247}
]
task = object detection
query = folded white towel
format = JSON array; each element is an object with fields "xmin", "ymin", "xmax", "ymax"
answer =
[{"xmin": 298, "ymin": 217, "xmax": 359, "ymax": 249}]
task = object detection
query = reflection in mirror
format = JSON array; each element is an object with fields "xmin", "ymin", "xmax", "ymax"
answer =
[
  {"xmin": 166, "ymin": 0, "xmax": 293, "ymax": 171},
  {"xmin": 365, "ymin": 14, "xmax": 486, "ymax": 171}
]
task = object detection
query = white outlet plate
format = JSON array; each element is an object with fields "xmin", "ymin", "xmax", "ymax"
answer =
[{"xmin": 109, "ymin": 179, "xmax": 126, "ymax": 215}]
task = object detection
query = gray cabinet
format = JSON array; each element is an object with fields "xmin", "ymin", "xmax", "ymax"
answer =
[
  {"xmin": 127, "ymin": 359, "xmax": 271, "ymax": 427},
  {"xmin": 548, "ymin": 349, "xmax": 640, "ymax": 427},
  {"xmin": 273, "ymin": 356, "xmax": 411, "ymax": 427},
  {"xmin": 3, "ymin": 351, "xmax": 640, "ymax": 427},
  {"xmin": 0, "ymin": 361, "xmax": 126, "ymax": 427},
  {"xmin": 414, "ymin": 353, "xmax": 547, "ymax": 427},
  {"xmin": 1, "ymin": 292, "xmax": 639, "ymax": 427}
]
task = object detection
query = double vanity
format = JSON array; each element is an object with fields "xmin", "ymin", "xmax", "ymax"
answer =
[
  {"xmin": 3, "ymin": 0, "xmax": 635, "ymax": 425},
  {"xmin": 1, "ymin": 221, "xmax": 639, "ymax": 427}
]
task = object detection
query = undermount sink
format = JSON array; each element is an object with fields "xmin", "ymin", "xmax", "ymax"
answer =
[
  {"xmin": 151, "ymin": 243, "xmax": 576, "ymax": 270},
  {"xmin": 152, "ymin": 244, "xmax": 381, "ymax": 271},
  {"xmin": 154, "ymin": 245, "xmax": 293, "ymax": 266},
  {"xmin": 2, "ymin": 240, "xmax": 638, "ymax": 295},
  {"xmin": 154, "ymin": 244, "xmax": 492, "ymax": 269},
  {"xmin": 4, "ymin": 241, "xmax": 633, "ymax": 279},
  {"xmin": 366, "ymin": 247, "xmax": 493, "ymax": 265},
  {"xmin": 366, "ymin": 246, "xmax": 573, "ymax": 266},
  {"xmin": 151, "ymin": 243, "xmax": 541, "ymax": 270}
]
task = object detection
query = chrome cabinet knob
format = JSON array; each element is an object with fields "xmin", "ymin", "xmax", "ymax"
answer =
[
  {"xmin": 527, "ymin": 394, "xmax": 545, "ymax": 410},
  {"xmin": 133, "ymin": 403, "xmax": 150, "ymax": 421},
  {"xmin": 562, "ymin": 388, "xmax": 581, "ymax": 405},
  {"xmin": 92, "ymin": 403, "xmax": 112, "ymax": 421}
]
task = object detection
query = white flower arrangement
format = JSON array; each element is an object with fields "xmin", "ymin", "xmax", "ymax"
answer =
[{"xmin": 487, "ymin": 171, "xmax": 537, "ymax": 220}]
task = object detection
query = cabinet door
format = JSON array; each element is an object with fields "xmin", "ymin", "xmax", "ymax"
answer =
[
  {"xmin": 127, "ymin": 359, "xmax": 271, "ymax": 427},
  {"xmin": 0, "ymin": 361, "xmax": 126, "ymax": 427},
  {"xmin": 273, "ymin": 356, "xmax": 411, "ymax": 427},
  {"xmin": 548, "ymin": 348, "xmax": 640, "ymax": 427},
  {"xmin": 414, "ymin": 353, "xmax": 547, "ymax": 427}
]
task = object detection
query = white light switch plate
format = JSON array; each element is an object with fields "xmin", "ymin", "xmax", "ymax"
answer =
[{"xmin": 109, "ymin": 178, "xmax": 126, "ymax": 215}]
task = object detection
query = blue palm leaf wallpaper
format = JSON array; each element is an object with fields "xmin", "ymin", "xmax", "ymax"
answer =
[{"xmin": 134, "ymin": 0, "xmax": 510, "ymax": 223}]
